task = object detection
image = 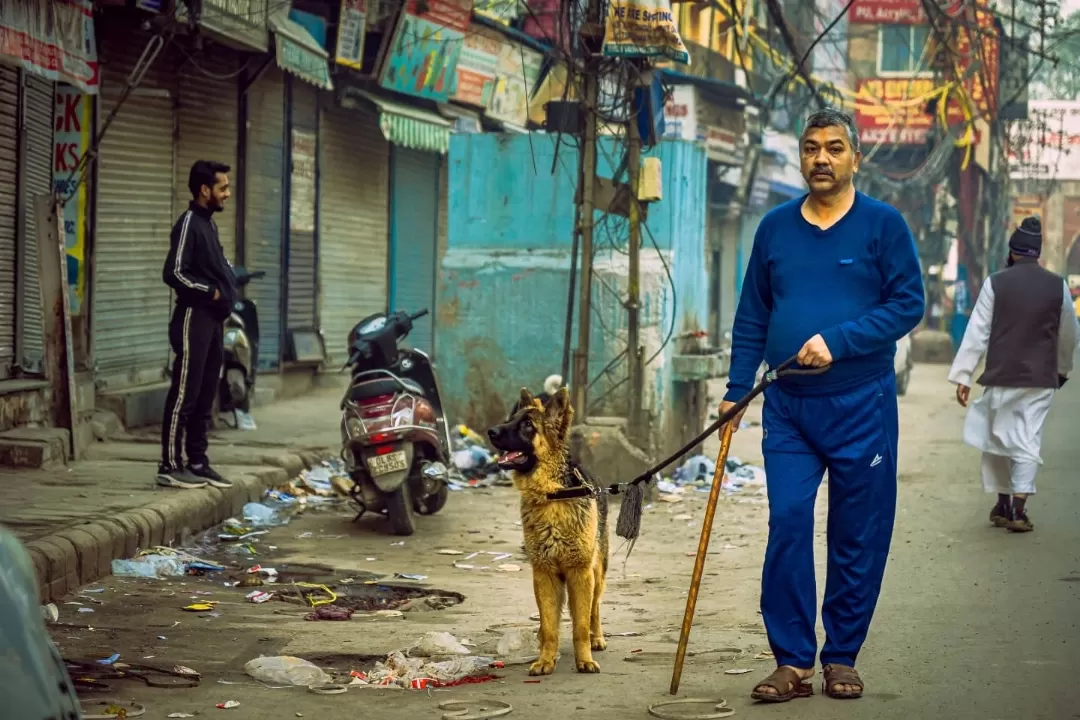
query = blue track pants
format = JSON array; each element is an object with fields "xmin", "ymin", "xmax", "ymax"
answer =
[{"xmin": 759, "ymin": 372, "xmax": 899, "ymax": 669}]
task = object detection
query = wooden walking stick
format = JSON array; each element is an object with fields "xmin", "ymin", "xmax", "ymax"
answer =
[{"xmin": 669, "ymin": 420, "xmax": 737, "ymax": 696}]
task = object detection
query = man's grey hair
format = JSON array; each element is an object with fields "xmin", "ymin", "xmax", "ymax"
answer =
[{"xmin": 801, "ymin": 108, "xmax": 861, "ymax": 154}]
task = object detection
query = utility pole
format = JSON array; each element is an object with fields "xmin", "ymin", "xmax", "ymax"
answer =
[
  {"xmin": 625, "ymin": 76, "xmax": 643, "ymax": 442},
  {"xmin": 571, "ymin": 0, "xmax": 601, "ymax": 422}
]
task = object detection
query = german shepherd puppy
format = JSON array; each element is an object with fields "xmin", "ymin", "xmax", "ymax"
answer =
[{"xmin": 487, "ymin": 387, "xmax": 610, "ymax": 675}]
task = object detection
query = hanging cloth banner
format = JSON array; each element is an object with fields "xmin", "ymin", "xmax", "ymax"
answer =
[
  {"xmin": 0, "ymin": 0, "xmax": 99, "ymax": 93},
  {"xmin": 602, "ymin": 0, "xmax": 689, "ymax": 65}
]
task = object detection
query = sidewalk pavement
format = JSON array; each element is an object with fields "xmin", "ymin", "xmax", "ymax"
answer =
[{"xmin": 2, "ymin": 384, "xmax": 345, "ymax": 603}]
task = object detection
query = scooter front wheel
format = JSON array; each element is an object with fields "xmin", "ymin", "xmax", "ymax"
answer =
[{"xmin": 385, "ymin": 483, "xmax": 416, "ymax": 536}]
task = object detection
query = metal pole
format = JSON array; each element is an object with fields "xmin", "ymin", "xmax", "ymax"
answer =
[
  {"xmin": 572, "ymin": 51, "xmax": 599, "ymax": 421},
  {"xmin": 626, "ymin": 87, "xmax": 642, "ymax": 441}
]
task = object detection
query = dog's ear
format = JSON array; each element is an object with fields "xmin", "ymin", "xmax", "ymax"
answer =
[
  {"xmin": 519, "ymin": 387, "xmax": 534, "ymax": 408},
  {"xmin": 544, "ymin": 386, "xmax": 574, "ymax": 440}
]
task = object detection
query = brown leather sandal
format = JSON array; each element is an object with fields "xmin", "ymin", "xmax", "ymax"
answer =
[
  {"xmin": 750, "ymin": 666, "xmax": 814, "ymax": 703},
  {"xmin": 822, "ymin": 664, "xmax": 864, "ymax": 699}
]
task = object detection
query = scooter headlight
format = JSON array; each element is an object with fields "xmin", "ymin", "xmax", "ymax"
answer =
[{"xmin": 223, "ymin": 328, "xmax": 242, "ymax": 347}]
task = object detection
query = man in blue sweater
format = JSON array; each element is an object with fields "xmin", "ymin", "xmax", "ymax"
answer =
[{"xmin": 720, "ymin": 108, "xmax": 925, "ymax": 703}]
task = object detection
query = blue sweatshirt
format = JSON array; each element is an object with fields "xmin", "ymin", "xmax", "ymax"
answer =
[{"xmin": 724, "ymin": 192, "xmax": 925, "ymax": 400}]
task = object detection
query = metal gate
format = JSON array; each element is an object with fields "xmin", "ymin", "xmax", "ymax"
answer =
[
  {"xmin": 286, "ymin": 78, "xmax": 318, "ymax": 340},
  {"xmin": 244, "ymin": 66, "xmax": 285, "ymax": 370},
  {"xmin": 389, "ymin": 147, "xmax": 439, "ymax": 355},
  {"xmin": 319, "ymin": 102, "xmax": 389, "ymax": 366},
  {"xmin": 0, "ymin": 66, "xmax": 17, "ymax": 379},
  {"xmin": 19, "ymin": 71, "xmax": 53, "ymax": 373},
  {"xmin": 176, "ymin": 45, "xmax": 239, "ymax": 261},
  {"xmin": 92, "ymin": 35, "xmax": 176, "ymax": 387}
]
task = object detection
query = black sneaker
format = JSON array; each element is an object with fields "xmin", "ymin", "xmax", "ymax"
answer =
[
  {"xmin": 156, "ymin": 466, "xmax": 207, "ymax": 489},
  {"xmin": 188, "ymin": 463, "xmax": 233, "ymax": 489}
]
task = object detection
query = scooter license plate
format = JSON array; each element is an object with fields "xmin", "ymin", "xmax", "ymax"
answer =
[{"xmin": 366, "ymin": 451, "xmax": 409, "ymax": 477}]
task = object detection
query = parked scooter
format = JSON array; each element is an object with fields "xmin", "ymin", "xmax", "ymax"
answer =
[
  {"xmin": 340, "ymin": 308, "xmax": 451, "ymax": 535},
  {"xmin": 220, "ymin": 267, "xmax": 265, "ymax": 430}
]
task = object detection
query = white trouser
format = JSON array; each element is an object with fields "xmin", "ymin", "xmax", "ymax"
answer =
[{"xmin": 981, "ymin": 452, "xmax": 1038, "ymax": 495}]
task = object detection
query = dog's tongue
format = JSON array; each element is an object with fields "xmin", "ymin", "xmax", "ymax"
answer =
[{"xmin": 498, "ymin": 451, "xmax": 523, "ymax": 464}]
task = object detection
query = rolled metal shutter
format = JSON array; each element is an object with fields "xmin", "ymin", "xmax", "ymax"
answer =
[
  {"xmin": 176, "ymin": 45, "xmax": 239, "ymax": 262},
  {"xmin": 93, "ymin": 35, "xmax": 175, "ymax": 386},
  {"xmin": 19, "ymin": 71, "xmax": 54, "ymax": 373},
  {"xmin": 0, "ymin": 66, "xmax": 18, "ymax": 379},
  {"xmin": 244, "ymin": 66, "xmax": 285, "ymax": 370},
  {"xmin": 319, "ymin": 102, "xmax": 389, "ymax": 366},
  {"xmin": 389, "ymin": 147, "xmax": 439, "ymax": 354},
  {"xmin": 286, "ymin": 78, "xmax": 318, "ymax": 335}
]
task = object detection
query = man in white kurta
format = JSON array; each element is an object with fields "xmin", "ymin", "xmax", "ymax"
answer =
[{"xmin": 948, "ymin": 217, "xmax": 1079, "ymax": 532}]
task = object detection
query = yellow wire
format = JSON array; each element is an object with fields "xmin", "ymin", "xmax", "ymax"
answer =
[{"xmin": 294, "ymin": 582, "xmax": 338, "ymax": 607}]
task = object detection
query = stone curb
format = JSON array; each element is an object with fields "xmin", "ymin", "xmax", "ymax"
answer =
[{"xmin": 26, "ymin": 458, "xmax": 305, "ymax": 603}]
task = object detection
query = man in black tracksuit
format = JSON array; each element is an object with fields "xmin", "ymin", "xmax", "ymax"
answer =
[{"xmin": 157, "ymin": 160, "xmax": 238, "ymax": 490}]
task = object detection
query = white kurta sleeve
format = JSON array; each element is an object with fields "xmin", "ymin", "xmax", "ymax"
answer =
[
  {"xmin": 1057, "ymin": 282, "xmax": 1078, "ymax": 377},
  {"xmin": 948, "ymin": 277, "xmax": 995, "ymax": 386}
]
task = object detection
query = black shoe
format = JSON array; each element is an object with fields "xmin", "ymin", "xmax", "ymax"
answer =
[
  {"xmin": 156, "ymin": 465, "xmax": 207, "ymax": 489},
  {"xmin": 188, "ymin": 463, "xmax": 233, "ymax": 489}
]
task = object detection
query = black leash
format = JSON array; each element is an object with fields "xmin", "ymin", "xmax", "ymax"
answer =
[{"xmin": 547, "ymin": 355, "xmax": 830, "ymax": 506}]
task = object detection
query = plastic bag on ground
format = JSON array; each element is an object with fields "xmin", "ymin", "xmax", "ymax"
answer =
[
  {"xmin": 495, "ymin": 627, "xmax": 540, "ymax": 658},
  {"xmin": 242, "ymin": 502, "xmax": 287, "ymax": 528},
  {"xmin": 244, "ymin": 656, "xmax": 332, "ymax": 687},
  {"xmin": 409, "ymin": 631, "xmax": 471, "ymax": 657},
  {"xmin": 112, "ymin": 555, "xmax": 187, "ymax": 578}
]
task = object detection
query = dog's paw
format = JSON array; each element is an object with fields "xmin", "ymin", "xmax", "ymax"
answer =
[
  {"xmin": 575, "ymin": 659, "xmax": 601, "ymax": 673},
  {"xmin": 591, "ymin": 636, "xmax": 607, "ymax": 651},
  {"xmin": 529, "ymin": 658, "xmax": 557, "ymax": 676}
]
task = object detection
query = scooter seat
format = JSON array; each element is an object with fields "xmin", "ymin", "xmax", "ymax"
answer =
[{"xmin": 348, "ymin": 376, "xmax": 425, "ymax": 402}]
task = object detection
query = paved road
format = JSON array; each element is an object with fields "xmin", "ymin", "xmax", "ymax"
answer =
[{"xmin": 45, "ymin": 365, "xmax": 1080, "ymax": 719}]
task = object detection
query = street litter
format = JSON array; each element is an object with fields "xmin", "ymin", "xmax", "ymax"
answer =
[
  {"xmin": 112, "ymin": 548, "xmax": 225, "ymax": 579},
  {"xmin": 78, "ymin": 607, "xmax": 95, "ymax": 613},
  {"xmin": 437, "ymin": 549, "xmax": 464, "ymax": 555},
  {"xmin": 305, "ymin": 605, "xmax": 354, "ymax": 621},
  {"xmin": 495, "ymin": 628, "xmax": 539, "ymax": 659},
  {"xmin": 409, "ymin": 631, "xmax": 471, "ymax": 657},
  {"xmin": 41, "ymin": 603, "xmax": 59, "ymax": 623},
  {"xmin": 80, "ymin": 701, "xmax": 146, "ymax": 720},
  {"xmin": 662, "ymin": 453, "xmax": 767, "ymax": 495},
  {"xmin": 96, "ymin": 653, "xmax": 120, "ymax": 665},
  {"xmin": 361, "ymin": 651, "xmax": 500, "ymax": 689},
  {"xmin": 245, "ymin": 656, "xmax": 333, "ymax": 687},
  {"xmin": 242, "ymin": 502, "xmax": 288, "ymax": 528},
  {"xmin": 394, "ymin": 573, "xmax": 427, "ymax": 581},
  {"xmin": 447, "ymin": 424, "xmax": 513, "ymax": 489},
  {"xmin": 498, "ymin": 564, "xmax": 522, "ymax": 572},
  {"xmin": 183, "ymin": 602, "xmax": 217, "ymax": 612},
  {"xmin": 724, "ymin": 668, "xmax": 753, "ymax": 675},
  {"xmin": 217, "ymin": 700, "xmax": 240, "ymax": 709},
  {"xmin": 438, "ymin": 699, "xmax": 513, "ymax": 720},
  {"xmin": 84, "ymin": 588, "xmax": 105, "ymax": 593},
  {"xmin": 168, "ymin": 714, "xmax": 195, "ymax": 718},
  {"xmin": 246, "ymin": 590, "xmax": 274, "ymax": 604}
]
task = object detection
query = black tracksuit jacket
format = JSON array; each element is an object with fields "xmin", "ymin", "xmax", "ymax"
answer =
[{"xmin": 162, "ymin": 202, "xmax": 237, "ymax": 321}]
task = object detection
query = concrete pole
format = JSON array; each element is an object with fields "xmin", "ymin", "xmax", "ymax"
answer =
[{"xmin": 571, "ymin": 26, "xmax": 600, "ymax": 421}]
